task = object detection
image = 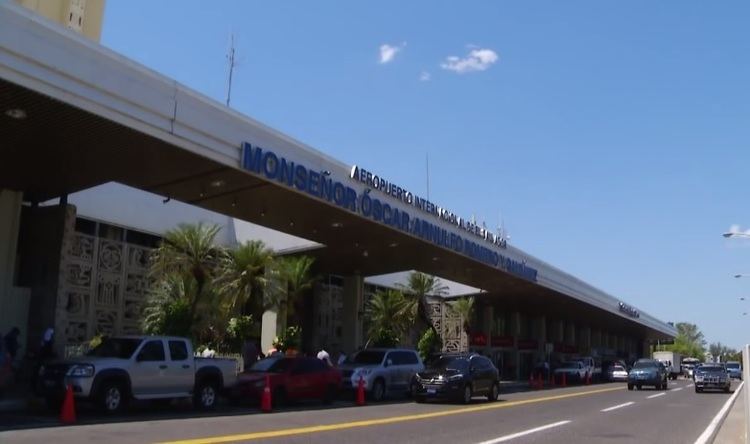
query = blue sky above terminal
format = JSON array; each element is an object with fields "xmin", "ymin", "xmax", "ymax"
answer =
[{"xmin": 100, "ymin": 1, "xmax": 750, "ymax": 348}]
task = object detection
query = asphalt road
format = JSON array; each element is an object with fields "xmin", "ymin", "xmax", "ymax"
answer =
[{"xmin": 0, "ymin": 379, "xmax": 738, "ymax": 444}]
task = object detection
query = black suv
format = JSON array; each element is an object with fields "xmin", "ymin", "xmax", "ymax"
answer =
[{"xmin": 413, "ymin": 353, "xmax": 500, "ymax": 404}]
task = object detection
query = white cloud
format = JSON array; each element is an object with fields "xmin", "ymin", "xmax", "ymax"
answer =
[
  {"xmin": 379, "ymin": 42, "xmax": 406, "ymax": 64},
  {"xmin": 419, "ymin": 71, "xmax": 431, "ymax": 81},
  {"xmin": 727, "ymin": 224, "xmax": 750, "ymax": 236},
  {"xmin": 440, "ymin": 48, "xmax": 499, "ymax": 74}
]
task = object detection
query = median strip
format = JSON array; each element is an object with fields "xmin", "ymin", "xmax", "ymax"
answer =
[
  {"xmin": 475, "ymin": 420, "xmax": 571, "ymax": 444},
  {"xmin": 156, "ymin": 386, "xmax": 624, "ymax": 444},
  {"xmin": 601, "ymin": 401, "xmax": 634, "ymax": 412}
]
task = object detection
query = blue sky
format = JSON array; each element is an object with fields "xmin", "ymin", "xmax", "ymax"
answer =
[{"xmin": 102, "ymin": 1, "xmax": 750, "ymax": 349}]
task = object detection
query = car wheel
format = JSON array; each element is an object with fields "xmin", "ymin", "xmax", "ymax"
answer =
[
  {"xmin": 462, "ymin": 385, "xmax": 472, "ymax": 404},
  {"xmin": 194, "ymin": 380, "xmax": 218, "ymax": 410},
  {"xmin": 408, "ymin": 380, "xmax": 418, "ymax": 399},
  {"xmin": 627, "ymin": 384, "xmax": 633, "ymax": 391},
  {"xmin": 370, "ymin": 379, "xmax": 385, "ymax": 402},
  {"xmin": 724, "ymin": 386, "xmax": 730, "ymax": 394},
  {"xmin": 98, "ymin": 380, "xmax": 126, "ymax": 414},
  {"xmin": 487, "ymin": 383, "xmax": 499, "ymax": 402},
  {"xmin": 323, "ymin": 384, "xmax": 337, "ymax": 404},
  {"xmin": 415, "ymin": 396, "xmax": 426, "ymax": 404}
]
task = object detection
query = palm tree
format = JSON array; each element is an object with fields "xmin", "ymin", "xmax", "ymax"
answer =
[
  {"xmin": 149, "ymin": 223, "xmax": 226, "ymax": 322},
  {"xmin": 449, "ymin": 297, "xmax": 474, "ymax": 336},
  {"xmin": 218, "ymin": 240, "xmax": 275, "ymax": 317},
  {"xmin": 365, "ymin": 289, "xmax": 407, "ymax": 342},
  {"xmin": 277, "ymin": 255, "xmax": 317, "ymax": 328},
  {"xmin": 398, "ymin": 271, "xmax": 448, "ymax": 338}
]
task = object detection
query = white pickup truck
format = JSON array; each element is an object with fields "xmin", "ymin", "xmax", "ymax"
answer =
[{"xmin": 37, "ymin": 336, "xmax": 237, "ymax": 413}]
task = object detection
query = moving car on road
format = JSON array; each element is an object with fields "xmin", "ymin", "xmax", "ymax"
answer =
[
  {"xmin": 694, "ymin": 364, "xmax": 731, "ymax": 393},
  {"xmin": 606, "ymin": 365, "xmax": 629, "ymax": 382},
  {"xmin": 36, "ymin": 336, "xmax": 237, "ymax": 413},
  {"xmin": 627, "ymin": 359, "xmax": 668, "ymax": 390},
  {"xmin": 231, "ymin": 356, "xmax": 341, "ymax": 405},
  {"xmin": 413, "ymin": 353, "xmax": 500, "ymax": 404},
  {"xmin": 725, "ymin": 361, "xmax": 742, "ymax": 380},
  {"xmin": 338, "ymin": 348, "xmax": 423, "ymax": 402}
]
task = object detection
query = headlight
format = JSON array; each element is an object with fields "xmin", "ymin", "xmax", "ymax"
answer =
[{"xmin": 67, "ymin": 364, "xmax": 95, "ymax": 377}]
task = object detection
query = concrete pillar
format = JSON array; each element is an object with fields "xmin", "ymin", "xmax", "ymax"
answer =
[
  {"xmin": 482, "ymin": 304, "xmax": 493, "ymax": 353},
  {"xmin": 553, "ymin": 320, "xmax": 564, "ymax": 342},
  {"xmin": 260, "ymin": 309, "xmax": 278, "ymax": 354},
  {"xmin": 565, "ymin": 322, "xmax": 576, "ymax": 346},
  {"xmin": 261, "ymin": 267, "xmax": 284, "ymax": 353},
  {"xmin": 534, "ymin": 315, "xmax": 547, "ymax": 361},
  {"xmin": 341, "ymin": 275, "xmax": 364, "ymax": 354},
  {"xmin": 581, "ymin": 326, "xmax": 592, "ymax": 355}
]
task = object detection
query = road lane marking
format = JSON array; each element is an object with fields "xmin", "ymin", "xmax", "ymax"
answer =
[
  {"xmin": 156, "ymin": 386, "xmax": 625, "ymax": 444},
  {"xmin": 671, "ymin": 387, "xmax": 683, "ymax": 392},
  {"xmin": 647, "ymin": 393, "xmax": 666, "ymax": 399},
  {"xmin": 694, "ymin": 381, "xmax": 745, "ymax": 444},
  {"xmin": 687, "ymin": 384, "xmax": 694, "ymax": 388},
  {"xmin": 475, "ymin": 420, "xmax": 571, "ymax": 444},
  {"xmin": 601, "ymin": 401, "xmax": 635, "ymax": 412}
]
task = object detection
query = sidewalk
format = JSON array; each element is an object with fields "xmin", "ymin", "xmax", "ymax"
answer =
[{"xmin": 715, "ymin": 384, "xmax": 747, "ymax": 444}]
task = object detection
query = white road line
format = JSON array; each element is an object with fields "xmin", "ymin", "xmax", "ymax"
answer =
[
  {"xmin": 694, "ymin": 381, "xmax": 745, "ymax": 444},
  {"xmin": 475, "ymin": 420, "xmax": 572, "ymax": 443},
  {"xmin": 647, "ymin": 393, "xmax": 666, "ymax": 399},
  {"xmin": 672, "ymin": 387, "xmax": 683, "ymax": 392},
  {"xmin": 687, "ymin": 384, "xmax": 694, "ymax": 388},
  {"xmin": 601, "ymin": 401, "xmax": 635, "ymax": 412}
]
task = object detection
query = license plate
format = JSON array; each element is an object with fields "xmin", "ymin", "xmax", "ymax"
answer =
[{"xmin": 427, "ymin": 388, "xmax": 436, "ymax": 394}]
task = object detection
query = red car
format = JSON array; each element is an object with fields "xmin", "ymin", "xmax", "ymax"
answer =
[{"xmin": 232, "ymin": 356, "xmax": 341, "ymax": 406}]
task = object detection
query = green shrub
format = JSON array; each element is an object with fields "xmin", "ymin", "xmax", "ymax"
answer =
[
  {"xmin": 417, "ymin": 328, "xmax": 441, "ymax": 362},
  {"xmin": 372, "ymin": 327, "xmax": 400, "ymax": 348}
]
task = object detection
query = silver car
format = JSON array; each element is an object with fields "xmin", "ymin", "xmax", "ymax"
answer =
[{"xmin": 338, "ymin": 348, "xmax": 424, "ymax": 401}]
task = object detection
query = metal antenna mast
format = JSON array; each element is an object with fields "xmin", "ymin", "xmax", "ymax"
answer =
[
  {"xmin": 226, "ymin": 33, "xmax": 236, "ymax": 107},
  {"xmin": 426, "ymin": 152, "xmax": 430, "ymax": 201}
]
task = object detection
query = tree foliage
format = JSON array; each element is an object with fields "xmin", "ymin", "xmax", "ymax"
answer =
[
  {"xmin": 397, "ymin": 272, "xmax": 448, "ymax": 339},
  {"xmin": 659, "ymin": 322, "xmax": 707, "ymax": 359},
  {"xmin": 449, "ymin": 297, "xmax": 474, "ymax": 335},
  {"xmin": 365, "ymin": 289, "xmax": 408, "ymax": 343},
  {"xmin": 417, "ymin": 328, "xmax": 442, "ymax": 362}
]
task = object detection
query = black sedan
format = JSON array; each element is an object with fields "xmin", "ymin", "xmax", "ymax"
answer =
[
  {"xmin": 413, "ymin": 353, "xmax": 500, "ymax": 404},
  {"xmin": 694, "ymin": 364, "xmax": 731, "ymax": 393}
]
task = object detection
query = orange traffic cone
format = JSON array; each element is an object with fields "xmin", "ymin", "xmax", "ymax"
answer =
[
  {"xmin": 356, "ymin": 375, "xmax": 365, "ymax": 406},
  {"xmin": 60, "ymin": 384, "xmax": 76, "ymax": 424},
  {"xmin": 562, "ymin": 372, "xmax": 567, "ymax": 388},
  {"xmin": 261, "ymin": 375, "xmax": 272, "ymax": 413}
]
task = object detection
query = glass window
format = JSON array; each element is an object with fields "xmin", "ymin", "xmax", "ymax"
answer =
[
  {"xmin": 248, "ymin": 357, "xmax": 294, "ymax": 373},
  {"xmin": 168, "ymin": 340, "xmax": 188, "ymax": 361},
  {"xmin": 137, "ymin": 340, "xmax": 165, "ymax": 362},
  {"xmin": 348, "ymin": 350, "xmax": 385, "ymax": 365},
  {"xmin": 87, "ymin": 338, "xmax": 142, "ymax": 359}
]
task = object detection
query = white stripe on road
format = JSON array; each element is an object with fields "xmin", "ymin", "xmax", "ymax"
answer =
[
  {"xmin": 601, "ymin": 401, "xmax": 635, "ymax": 412},
  {"xmin": 476, "ymin": 421, "xmax": 571, "ymax": 443},
  {"xmin": 694, "ymin": 381, "xmax": 745, "ymax": 444},
  {"xmin": 687, "ymin": 384, "xmax": 694, "ymax": 388},
  {"xmin": 671, "ymin": 387, "xmax": 683, "ymax": 392},
  {"xmin": 647, "ymin": 393, "xmax": 666, "ymax": 399}
]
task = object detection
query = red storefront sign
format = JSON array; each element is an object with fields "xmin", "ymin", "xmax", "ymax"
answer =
[
  {"xmin": 470, "ymin": 332, "xmax": 487, "ymax": 346},
  {"xmin": 490, "ymin": 335, "xmax": 514, "ymax": 348},
  {"xmin": 517, "ymin": 339, "xmax": 538, "ymax": 350}
]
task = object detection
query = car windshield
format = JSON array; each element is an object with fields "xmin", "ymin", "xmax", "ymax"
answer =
[
  {"xmin": 429, "ymin": 357, "xmax": 469, "ymax": 373},
  {"xmin": 86, "ymin": 338, "xmax": 142, "ymax": 359},
  {"xmin": 248, "ymin": 357, "xmax": 294, "ymax": 373},
  {"xmin": 726, "ymin": 363, "xmax": 740, "ymax": 369},
  {"xmin": 633, "ymin": 361, "xmax": 657, "ymax": 369},
  {"xmin": 348, "ymin": 350, "xmax": 385, "ymax": 365},
  {"xmin": 698, "ymin": 366, "xmax": 725, "ymax": 373},
  {"xmin": 561, "ymin": 361, "xmax": 579, "ymax": 368},
  {"xmin": 611, "ymin": 366, "xmax": 625, "ymax": 372}
]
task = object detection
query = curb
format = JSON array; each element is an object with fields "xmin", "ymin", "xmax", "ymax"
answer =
[{"xmin": 694, "ymin": 380, "xmax": 745, "ymax": 444}]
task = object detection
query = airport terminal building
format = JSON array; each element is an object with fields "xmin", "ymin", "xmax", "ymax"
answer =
[{"xmin": 0, "ymin": 2, "xmax": 676, "ymax": 380}]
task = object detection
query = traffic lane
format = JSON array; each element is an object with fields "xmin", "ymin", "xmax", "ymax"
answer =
[
  {"xmin": 522, "ymin": 379, "xmax": 735, "ymax": 444},
  {"xmin": 0, "ymin": 384, "xmax": 628, "ymax": 443}
]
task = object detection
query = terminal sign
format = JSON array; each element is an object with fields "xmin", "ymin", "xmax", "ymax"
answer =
[{"xmin": 618, "ymin": 302, "xmax": 640, "ymax": 318}]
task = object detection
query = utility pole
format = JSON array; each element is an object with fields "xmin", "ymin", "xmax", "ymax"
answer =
[
  {"xmin": 426, "ymin": 153, "xmax": 430, "ymax": 201},
  {"xmin": 226, "ymin": 33, "xmax": 236, "ymax": 107}
]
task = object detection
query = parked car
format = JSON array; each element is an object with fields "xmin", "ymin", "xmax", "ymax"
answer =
[
  {"xmin": 725, "ymin": 362, "xmax": 743, "ymax": 380},
  {"xmin": 554, "ymin": 361, "xmax": 586, "ymax": 382},
  {"xmin": 230, "ymin": 356, "xmax": 341, "ymax": 405},
  {"xmin": 627, "ymin": 359, "xmax": 668, "ymax": 390},
  {"xmin": 338, "ymin": 348, "xmax": 423, "ymax": 401},
  {"xmin": 575, "ymin": 356, "xmax": 598, "ymax": 381},
  {"xmin": 413, "ymin": 353, "xmax": 500, "ymax": 404},
  {"xmin": 606, "ymin": 365, "xmax": 628, "ymax": 382},
  {"xmin": 694, "ymin": 364, "xmax": 731, "ymax": 393},
  {"xmin": 36, "ymin": 336, "xmax": 237, "ymax": 413}
]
